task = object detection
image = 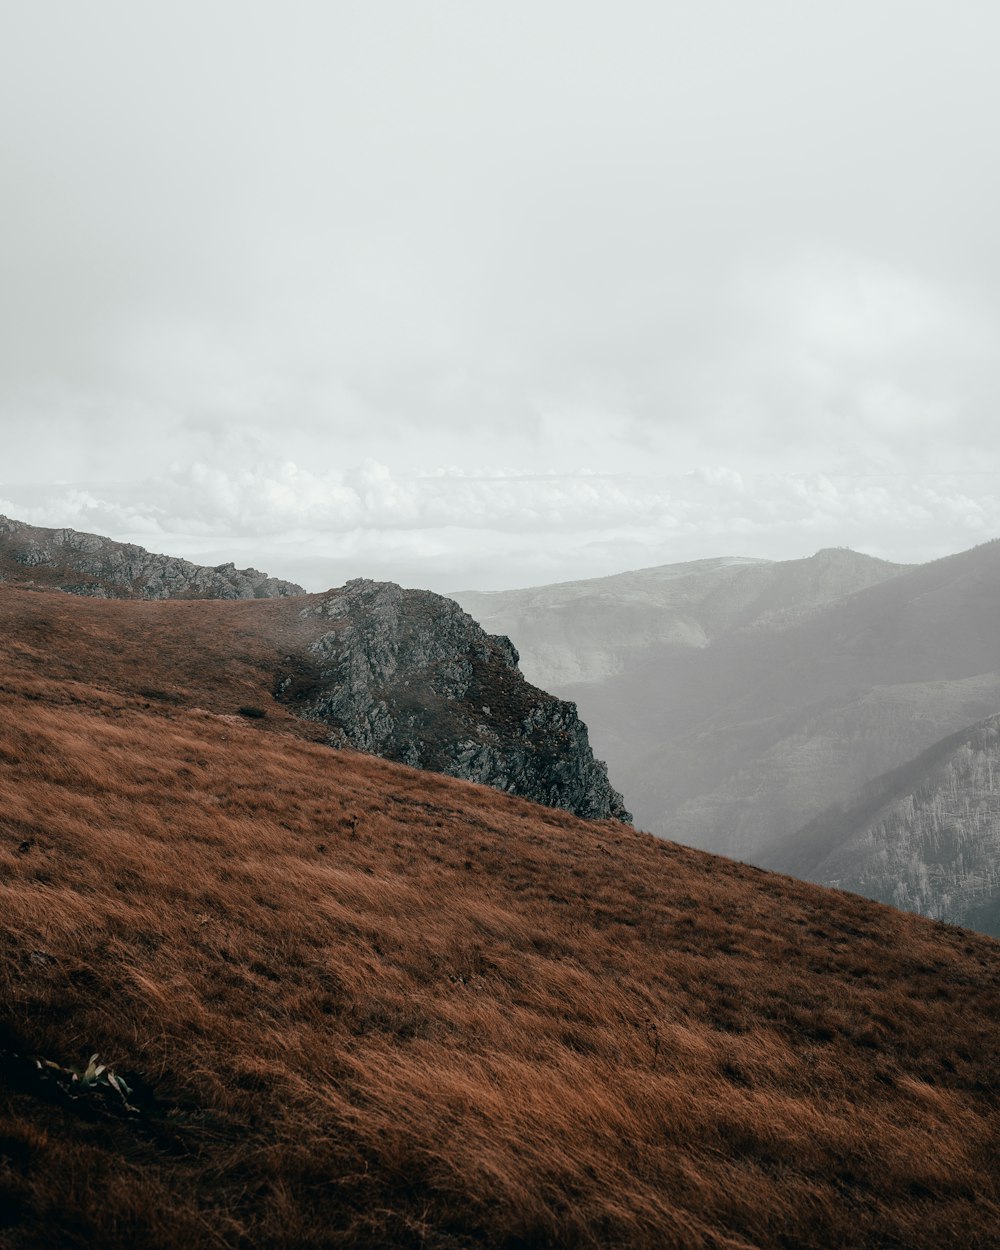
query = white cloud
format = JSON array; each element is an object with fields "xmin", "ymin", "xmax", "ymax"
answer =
[
  {"xmin": 3, "ymin": 461, "xmax": 1000, "ymax": 592},
  {"xmin": 2, "ymin": 3, "xmax": 1000, "ymax": 584}
]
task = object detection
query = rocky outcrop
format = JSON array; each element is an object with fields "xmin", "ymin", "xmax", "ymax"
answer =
[
  {"xmin": 282, "ymin": 579, "xmax": 631, "ymax": 822},
  {"xmin": 0, "ymin": 516, "xmax": 304, "ymax": 600}
]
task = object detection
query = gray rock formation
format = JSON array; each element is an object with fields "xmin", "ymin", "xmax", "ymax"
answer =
[
  {"xmin": 0, "ymin": 516, "xmax": 304, "ymax": 599},
  {"xmin": 760, "ymin": 716, "xmax": 1000, "ymax": 936},
  {"xmin": 283, "ymin": 579, "xmax": 631, "ymax": 822}
]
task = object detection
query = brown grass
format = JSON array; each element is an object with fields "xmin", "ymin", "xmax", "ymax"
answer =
[{"xmin": 0, "ymin": 585, "xmax": 998, "ymax": 1249}]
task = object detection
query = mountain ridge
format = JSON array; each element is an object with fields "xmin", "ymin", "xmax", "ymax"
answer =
[
  {"xmin": 599, "ymin": 539, "xmax": 1000, "ymax": 860},
  {"xmin": 0, "ymin": 514, "xmax": 306, "ymax": 600},
  {"xmin": 452, "ymin": 546, "xmax": 906, "ymax": 687}
]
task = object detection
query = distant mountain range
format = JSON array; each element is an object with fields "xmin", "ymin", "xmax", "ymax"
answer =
[
  {"xmin": 454, "ymin": 541, "xmax": 1000, "ymax": 934},
  {"xmin": 455, "ymin": 547, "xmax": 907, "ymax": 686}
]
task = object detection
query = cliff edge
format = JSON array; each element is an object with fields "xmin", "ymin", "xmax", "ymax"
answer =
[{"xmin": 283, "ymin": 579, "xmax": 632, "ymax": 822}]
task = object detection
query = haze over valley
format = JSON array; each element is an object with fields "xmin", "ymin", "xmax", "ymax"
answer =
[{"xmin": 454, "ymin": 539, "xmax": 1000, "ymax": 934}]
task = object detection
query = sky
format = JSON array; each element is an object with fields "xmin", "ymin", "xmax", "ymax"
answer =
[{"xmin": 2, "ymin": 1, "xmax": 999, "ymax": 592}]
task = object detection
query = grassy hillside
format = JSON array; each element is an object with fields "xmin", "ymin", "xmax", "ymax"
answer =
[
  {"xmin": 0, "ymin": 579, "xmax": 629, "ymax": 822},
  {"xmin": 0, "ymin": 588, "xmax": 998, "ymax": 1248}
]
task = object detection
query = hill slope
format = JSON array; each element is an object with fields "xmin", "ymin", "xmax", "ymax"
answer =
[
  {"xmin": 0, "ymin": 580, "xmax": 628, "ymax": 823},
  {"xmin": 1, "ymin": 602, "xmax": 998, "ymax": 1248},
  {"xmin": 760, "ymin": 715, "xmax": 1000, "ymax": 935}
]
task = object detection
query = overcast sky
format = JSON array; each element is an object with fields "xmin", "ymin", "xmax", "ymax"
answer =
[{"xmin": 2, "ymin": 1, "xmax": 999, "ymax": 591}]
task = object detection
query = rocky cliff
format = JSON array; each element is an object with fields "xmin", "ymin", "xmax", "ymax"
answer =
[
  {"xmin": 0, "ymin": 516, "xmax": 304, "ymax": 599},
  {"xmin": 280, "ymin": 579, "xmax": 632, "ymax": 822}
]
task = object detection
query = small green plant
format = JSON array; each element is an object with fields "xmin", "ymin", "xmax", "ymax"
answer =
[
  {"xmin": 35, "ymin": 1052, "xmax": 138, "ymax": 1112},
  {"xmin": 79, "ymin": 1053, "xmax": 131, "ymax": 1097}
]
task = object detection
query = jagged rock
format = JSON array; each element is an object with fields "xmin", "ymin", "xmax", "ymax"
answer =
[
  {"xmin": 288, "ymin": 579, "xmax": 631, "ymax": 822},
  {"xmin": 0, "ymin": 516, "xmax": 304, "ymax": 600}
]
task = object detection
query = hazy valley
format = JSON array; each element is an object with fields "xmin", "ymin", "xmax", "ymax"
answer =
[{"xmin": 454, "ymin": 541, "xmax": 1000, "ymax": 934}]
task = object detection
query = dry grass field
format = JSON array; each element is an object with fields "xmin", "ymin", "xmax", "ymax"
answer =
[{"xmin": 0, "ymin": 585, "xmax": 998, "ymax": 1248}]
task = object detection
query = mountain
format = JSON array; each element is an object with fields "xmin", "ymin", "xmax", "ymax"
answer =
[
  {"xmin": 453, "ymin": 542, "xmax": 1000, "ymax": 928},
  {"xmin": 0, "ymin": 576, "xmax": 628, "ymax": 823},
  {"xmin": 451, "ymin": 546, "xmax": 914, "ymax": 847},
  {"xmin": 0, "ymin": 514, "xmax": 305, "ymax": 599},
  {"xmin": 612, "ymin": 538, "xmax": 1000, "ymax": 857},
  {"xmin": 453, "ymin": 547, "xmax": 905, "ymax": 687},
  {"xmin": 1, "ymin": 599, "xmax": 998, "ymax": 1249},
  {"xmin": 760, "ymin": 715, "xmax": 1000, "ymax": 935}
]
